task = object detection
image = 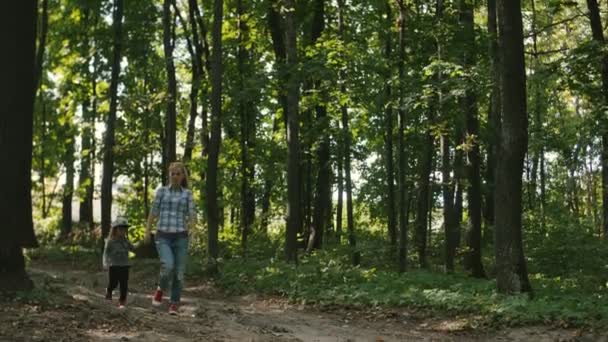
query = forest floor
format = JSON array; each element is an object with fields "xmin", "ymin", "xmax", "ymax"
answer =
[{"xmin": 1, "ymin": 257, "xmax": 606, "ymax": 342}]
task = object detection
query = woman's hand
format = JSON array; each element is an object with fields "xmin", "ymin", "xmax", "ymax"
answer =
[{"xmin": 144, "ymin": 214, "xmax": 157, "ymax": 244}]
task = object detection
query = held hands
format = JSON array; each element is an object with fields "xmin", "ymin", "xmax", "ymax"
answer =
[{"xmin": 144, "ymin": 225, "xmax": 152, "ymax": 244}]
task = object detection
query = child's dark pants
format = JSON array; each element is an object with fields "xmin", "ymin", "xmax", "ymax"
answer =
[{"xmin": 107, "ymin": 266, "xmax": 130, "ymax": 302}]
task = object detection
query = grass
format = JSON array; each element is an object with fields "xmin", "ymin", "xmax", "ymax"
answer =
[{"xmin": 23, "ymin": 221, "xmax": 608, "ymax": 329}]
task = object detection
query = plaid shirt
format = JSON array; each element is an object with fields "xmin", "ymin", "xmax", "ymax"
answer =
[{"xmin": 150, "ymin": 186, "xmax": 196, "ymax": 233}]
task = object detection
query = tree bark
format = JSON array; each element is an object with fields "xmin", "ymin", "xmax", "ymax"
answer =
[
  {"xmin": 585, "ymin": 0, "xmax": 608, "ymax": 238},
  {"xmin": 530, "ymin": 0, "xmax": 546, "ymax": 231},
  {"xmin": 484, "ymin": 0, "xmax": 500, "ymax": 233},
  {"xmin": 78, "ymin": 4, "xmax": 95, "ymax": 229},
  {"xmin": 308, "ymin": 0, "xmax": 330, "ymax": 252},
  {"xmin": 163, "ymin": 0, "xmax": 177, "ymax": 167},
  {"xmin": 237, "ymin": 0, "xmax": 256, "ymax": 255},
  {"xmin": 284, "ymin": 0, "xmax": 301, "ymax": 263},
  {"xmin": 337, "ymin": 0, "xmax": 359, "ymax": 266},
  {"xmin": 460, "ymin": 0, "xmax": 485, "ymax": 278},
  {"xmin": 101, "ymin": 0, "xmax": 124, "ymax": 243},
  {"xmin": 262, "ymin": 2, "xmax": 288, "ymax": 234},
  {"xmin": 33, "ymin": 0, "xmax": 48, "ymax": 95},
  {"xmin": 396, "ymin": 0, "xmax": 409, "ymax": 273},
  {"xmin": 384, "ymin": 0, "xmax": 398, "ymax": 250},
  {"xmin": 61, "ymin": 127, "xmax": 75, "ymax": 239},
  {"xmin": 206, "ymin": 0, "xmax": 224, "ymax": 273},
  {"xmin": 494, "ymin": 0, "xmax": 532, "ymax": 294},
  {"xmin": 415, "ymin": 133, "xmax": 433, "ymax": 269},
  {"xmin": 181, "ymin": 0, "xmax": 205, "ymax": 163},
  {"xmin": 336, "ymin": 143, "xmax": 344, "ymax": 243},
  {"xmin": 0, "ymin": 0, "xmax": 38, "ymax": 291}
]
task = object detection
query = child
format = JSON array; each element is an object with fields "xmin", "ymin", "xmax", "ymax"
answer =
[{"xmin": 103, "ymin": 217, "xmax": 134, "ymax": 309}]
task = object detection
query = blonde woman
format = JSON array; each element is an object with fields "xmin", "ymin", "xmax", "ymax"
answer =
[{"xmin": 145, "ymin": 162, "xmax": 196, "ymax": 315}]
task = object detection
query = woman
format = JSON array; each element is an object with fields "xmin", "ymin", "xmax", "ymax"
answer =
[{"xmin": 145, "ymin": 162, "xmax": 196, "ymax": 315}]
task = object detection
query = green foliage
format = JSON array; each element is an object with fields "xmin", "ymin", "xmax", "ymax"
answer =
[{"xmin": 206, "ymin": 240, "xmax": 608, "ymax": 328}]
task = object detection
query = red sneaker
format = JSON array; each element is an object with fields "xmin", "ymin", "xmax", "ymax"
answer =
[
  {"xmin": 168, "ymin": 303, "xmax": 178, "ymax": 315},
  {"xmin": 152, "ymin": 289, "xmax": 163, "ymax": 306},
  {"xmin": 118, "ymin": 300, "xmax": 126, "ymax": 309}
]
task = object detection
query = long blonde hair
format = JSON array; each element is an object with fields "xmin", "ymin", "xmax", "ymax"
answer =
[{"xmin": 168, "ymin": 162, "xmax": 189, "ymax": 188}]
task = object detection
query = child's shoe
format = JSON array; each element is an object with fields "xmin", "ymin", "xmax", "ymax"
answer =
[{"xmin": 118, "ymin": 300, "xmax": 126, "ymax": 309}]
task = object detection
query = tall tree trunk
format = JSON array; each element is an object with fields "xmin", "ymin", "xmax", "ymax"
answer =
[
  {"xmin": 384, "ymin": 0, "xmax": 397, "ymax": 250},
  {"xmin": 263, "ymin": 1, "xmax": 288, "ymax": 235},
  {"xmin": 337, "ymin": 0, "xmax": 359, "ymax": 266},
  {"xmin": 33, "ymin": 0, "xmax": 48, "ymax": 95},
  {"xmin": 182, "ymin": 0, "xmax": 205, "ymax": 163},
  {"xmin": 163, "ymin": 0, "xmax": 177, "ymax": 168},
  {"xmin": 101, "ymin": 0, "xmax": 124, "ymax": 243},
  {"xmin": 35, "ymin": 0, "xmax": 49, "ymax": 221},
  {"xmin": 336, "ymin": 144, "xmax": 344, "ymax": 243},
  {"xmin": 284, "ymin": 0, "xmax": 301, "ymax": 263},
  {"xmin": 585, "ymin": 0, "xmax": 608, "ymax": 238},
  {"xmin": 436, "ymin": 0, "xmax": 459, "ymax": 274},
  {"xmin": 460, "ymin": 0, "xmax": 485, "ymax": 278},
  {"xmin": 308, "ymin": 0, "xmax": 329, "ymax": 252},
  {"xmin": 442, "ymin": 135, "xmax": 458, "ymax": 272},
  {"xmin": 61, "ymin": 127, "xmax": 75, "ymax": 239},
  {"xmin": 78, "ymin": 5, "xmax": 96, "ymax": 228},
  {"xmin": 196, "ymin": 0, "xmax": 211, "ymax": 202},
  {"xmin": 206, "ymin": 0, "xmax": 224, "ymax": 272},
  {"xmin": 260, "ymin": 115, "xmax": 279, "ymax": 234},
  {"xmin": 237, "ymin": 0, "xmax": 256, "ymax": 255},
  {"xmin": 494, "ymin": 0, "xmax": 532, "ymax": 294},
  {"xmin": 0, "ymin": 0, "xmax": 38, "ymax": 291},
  {"xmin": 415, "ymin": 132, "xmax": 433, "ymax": 269},
  {"xmin": 397, "ymin": 0, "xmax": 409, "ymax": 273},
  {"xmin": 484, "ymin": 0, "xmax": 500, "ymax": 236},
  {"xmin": 530, "ymin": 0, "xmax": 546, "ymax": 230},
  {"xmin": 40, "ymin": 100, "xmax": 48, "ymax": 219}
]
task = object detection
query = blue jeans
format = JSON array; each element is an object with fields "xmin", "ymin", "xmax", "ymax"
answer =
[{"xmin": 155, "ymin": 235, "xmax": 189, "ymax": 303}]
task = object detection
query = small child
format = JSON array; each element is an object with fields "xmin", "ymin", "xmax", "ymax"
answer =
[{"xmin": 103, "ymin": 217, "xmax": 134, "ymax": 309}]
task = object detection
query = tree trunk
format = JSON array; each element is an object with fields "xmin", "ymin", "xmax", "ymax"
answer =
[
  {"xmin": 206, "ymin": 0, "xmax": 224, "ymax": 273},
  {"xmin": 336, "ymin": 144, "xmax": 344, "ymax": 243},
  {"xmin": 35, "ymin": 0, "xmax": 49, "ymax": 221},
  {"xmin": 415, "ymin": 133, "xmax": 433, "ymax": 269},
  {"xmin": 585, "ymin": 0, "xmax": 608, "ymax": 238},
  {"xmin": 484, "ymin": 0, "xmax": 500, "ymax": 236},
  {"xmin": 237, "ymin": 0, "xmax": 256, "ymax": 256},
  {"xmin": 196, "ymin": 0, "xmax": 211, "ymax": 198},
  {"xmin": 260, "ymin": 115, "xmax": 279, "ymax": 234},
  {"xmin": 442, "ymin": 135, "xmax": 458, "ymax": 272},
  {"xmin": 308, "ymin": 0, "xmax": 329, "ymax": 252},
  {"xmin": 163, "ymin": 0, "xmax": 177, "ymax": 167},
  {"xmin": 78, "ymin": 5, "xmax": 95, "ymax": 229},
  {"xmin": 182, "ymin": 0, "xmax": 205, "ymax": 163},
  {"xmin": 284, "ymin": 0, "xmax": 301, "ymax": 263},
  {"xmin": 61, "ymin": 129, "xmax": 75, "ymax": 239},
  {"xmin": 460, "ymin": 0, "xmax": 485, "ymax": 278},
  {"xmin": 337, "ymin": 0, "xmax": 359, "ymax": 266},
  {"xmin": 40, "ymin": 100, "xmax": 48, "ymax": 219},
  {"xmin": 530, "ymin": 0, "xmax": 546, "ymax": 230},
  {"xmin": 0, "ymin": 0, "xmax": 38, "ymax": 291},
  {"xmin": 384, "ymin": 0, "xmax": 397, "ymax": 250},
  {"xmin": 396, "ymin": 0, "xmax": 409, "ymax": 273},
  {"xmin": 494, "ymin": 0, "xmax": 532, "ymax": 294},
  {"xmin": 101, "ymin": 0, "xmax": 124, "ymax": 243},
  {"xmin": 33, "ymin": 0, "xmax": 48, "ymax": 95},
  {"xmin": 263, "ymin": 1, "xmax": 288, "ymax": 235}
]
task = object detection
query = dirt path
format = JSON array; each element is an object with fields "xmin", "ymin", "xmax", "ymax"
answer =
[{"xmin": 0, "ymin": 259, "xmax": 601, "ymax": 342}]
